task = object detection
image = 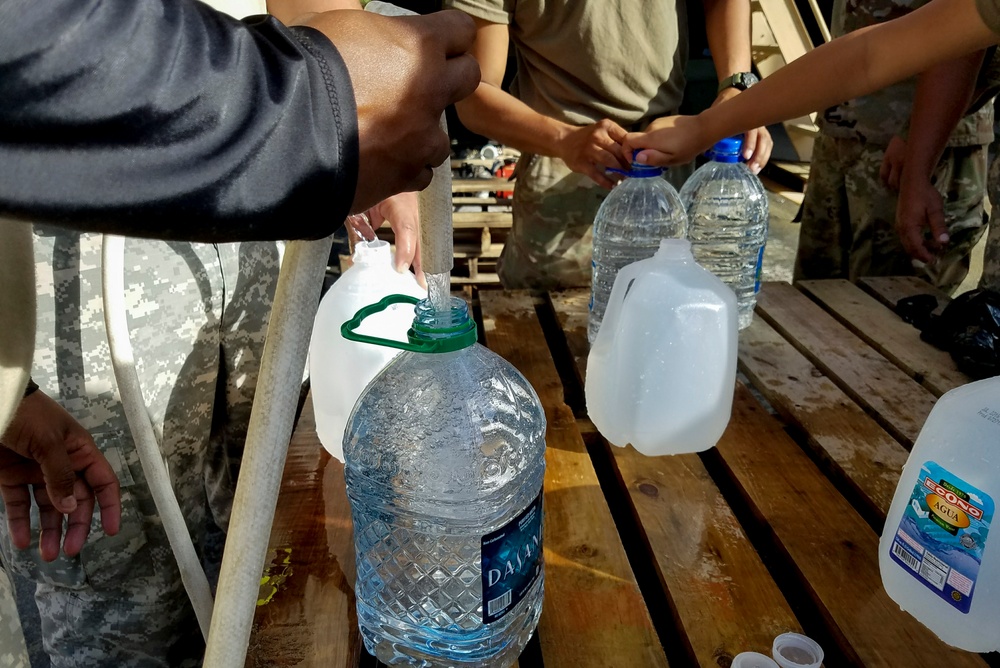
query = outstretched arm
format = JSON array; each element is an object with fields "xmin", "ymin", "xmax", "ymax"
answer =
[
  {"xmin": 624, "ymin": 0, "xmax": 998, "ymax": 165},
  {"xmin": 453, "ymin": 16, "xmax": 628, "ymax": 188},
  {"xmin": 0, "ymin": 0, "xmax": 477, "ymax": 241}
]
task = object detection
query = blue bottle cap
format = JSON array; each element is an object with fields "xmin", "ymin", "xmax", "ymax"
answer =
[
  {"xmin": 606, "ymin": 150, "xmax": 665, "ymax": 178},
  {"xmin": 707, "ymin": 136, "xmax": 743, "ymax": 163}
]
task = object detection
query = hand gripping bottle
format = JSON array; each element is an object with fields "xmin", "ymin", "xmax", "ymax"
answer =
[
  {"xmin": 341, "ymin": 294, "xmax": 547, "ymax": 667},
  {"xmin": 680, "ymin": 136, "xmax": 768, "ymax": 330},
  {"xmin": 588, "ymin": 160, "xmax": 687, "ymax": 343},
  {"xmin": 879, "ymin": 375, "xmax": 1000, "ymax": 652},
  {"xmin": 586, "ymin": 239, "xmax": 738, "ymax": 456},
  {"xmin": 308, "ymin": 240, "xmax": 425, "ymax": 461}
]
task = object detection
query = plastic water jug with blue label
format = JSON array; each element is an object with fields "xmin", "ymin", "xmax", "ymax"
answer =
[
  {"xmin": 588, "ymin": 160, "xmax": 687, "ymax": 343},
  {"xmin": 308, "ymin": 239, "xmax": 424, "ymax": 461},
  {"xmin": 340, "ymin": 293, "xmax": 547, "ymax": 667},
  {"xmin": 586, "ymin": 239, "xmax": 738, "ymax": 456},
  {"xmin": 680, "ymin": 137, "xmax": 768, "ymax": 329},
  {"xmin": 879, "ymin": 374, "xmax": 1000, "ymax": 652}
]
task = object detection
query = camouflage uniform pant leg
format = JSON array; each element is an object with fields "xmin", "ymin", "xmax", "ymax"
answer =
[
  {"xmin": 203, "ymin": 242, "xmax": 281, "ymax": 532},
  {"xmin": 980, "ymin": 153, "xmax": 1000, "ymax": 292},
  {"xmin": 794, "ymin": 134, "xmax": 853, "ymax": 281},
  {"xmin": 497, "ymin": 154, "xmax": 609, "ymax": 290},
  {"xmin": 0, "ymin": 565, "xmax": 30, "ymax": 668},
  {"xmin": 0, "ymin": 231, "xmax": 237, "ymax": 667},
  {"xmin": 795, "ymin": 136, "xmax": 987, "ymax": 293}
]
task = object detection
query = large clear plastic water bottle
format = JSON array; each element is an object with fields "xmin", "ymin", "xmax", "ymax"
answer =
[
  {"xmin": 341, "ymin": 295, "xmax": 547, "ymax": 667},
  {"xmin": 588, "ymin": 162, "xmax": 687, "ymax": 343},
  {"xmin": 680, "ymin": 137, "xmax": 768, "ymax": 330}
]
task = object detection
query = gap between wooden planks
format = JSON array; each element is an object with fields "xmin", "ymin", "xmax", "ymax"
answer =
[{"xmin": 479, "ymin": 290, "xmax": 670, "ymax": 668}]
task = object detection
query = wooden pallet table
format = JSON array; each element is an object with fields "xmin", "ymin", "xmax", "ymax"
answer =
[{"xmin": 247, "ymin": 278, "xmax": 998, "ymax": 667}]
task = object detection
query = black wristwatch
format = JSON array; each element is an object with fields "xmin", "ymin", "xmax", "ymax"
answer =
[{"xmin": 717, "ymin": 72, "xmax": 760, "ymax": 94}]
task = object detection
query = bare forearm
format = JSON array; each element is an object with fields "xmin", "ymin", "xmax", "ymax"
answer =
[
  {"xmin": 905, "ymin": 50, "xmax": 985, "ymax": 178},
  {"xmin": 698, "ymin": 0, "xmax": 998, "ymax": 145},
  {"xmin": 703, "ymin": 0, "xmax": 752, "ymax": 82},
  {"xmin": 455, "ymin": 83, "xmax": 574, "ymax": 157}
]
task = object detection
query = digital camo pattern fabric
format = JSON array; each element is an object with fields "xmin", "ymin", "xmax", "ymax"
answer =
[
  {"xmin": 0, "ymin": 230, "xmax": 279, "ymax": 667},
  {"xmin": 0, "ymin": 565, "xmax": 29, "ymax": 668},
  {"xmin": 796, "ymin": 135, "xmax": 988, "ymax": 293}
]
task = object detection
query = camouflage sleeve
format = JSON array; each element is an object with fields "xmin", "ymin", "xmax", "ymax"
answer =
[{"xmin": 0, "ymin": 1, "xmax": 358, "ymax": 242}]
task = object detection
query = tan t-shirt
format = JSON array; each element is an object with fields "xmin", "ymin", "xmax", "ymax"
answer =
[{"xmin": 446, "ymin": 0, "xmax": 688, "ymax": 127}]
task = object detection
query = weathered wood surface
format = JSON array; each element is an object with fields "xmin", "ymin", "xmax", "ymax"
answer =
[
  {"xmin": 755, "ymin": 281, "xmax": 936, "ymax": 448},
  {"xmin": 247, "ymin": 400, "xmax": 361, "ymax": 668},
  {"xmin": 246, "ymin": 279, "xmax": 994, "ymax": 667},
  {"xmin": 479, "ymin": 290, "xmax": 670, "ymax": 668},
  {"xmin": 548, "ymin": 290, "xmax": 802, "ymax": 667},
  {"xmin": 711, "ymin": 384, "xmax": 988, "ymax": 668},
  {"xmin": 738, "ymin": 313, "xmax": 908, "ymax": 524},
  {"xmin": 798, "ymin": 279, "xmax": 970, "ymax": 397}
]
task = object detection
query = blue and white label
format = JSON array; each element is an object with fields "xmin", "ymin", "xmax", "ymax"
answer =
[
  {"xmin": 889, "ymin": 461, "xmax": 993, "ymax": 613},
  {"xmin": 481, "ymin": 490, "xmax": 543, "ymax": 624}
]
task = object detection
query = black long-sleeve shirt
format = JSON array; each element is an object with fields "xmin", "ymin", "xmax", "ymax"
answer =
[{"xmin": 0, "ymin": 0, "xmax": 358, "ymax": 242}]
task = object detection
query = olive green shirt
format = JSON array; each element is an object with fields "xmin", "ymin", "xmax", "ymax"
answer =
[{"xmin": 445, "ymin": 0, "xmax": 688, "ymax": 128}]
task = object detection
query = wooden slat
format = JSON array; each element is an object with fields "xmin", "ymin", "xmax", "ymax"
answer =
[
  {"xmin": 858, "ymin": 275, "xmax": 951, "ymax": 314},
  {"xmin": 712, "ymin": 384, "xmax": 990, "ymax": 668},
  {"xmin": 738, "ymin": 314, "xmax": 909, "ymax": 522},
  {"xmin": 247, "ymin": 399, "xmax": 361, "ymax": 668},
  {"xmin": 548, "ymin": 289, "xmax": 802, "ymax": 666},
  {"xmin": 452, "ymin": 178, "xmax": 516, "ymax": 193},
  {"xmin": 479, "ymin": 291, "xmax": 670, "ymax": 668},
  {"xmin": 798, "ymin": 279, "xmax": 971, "ymax": 397},
  {"xmin": 452, "ymin": 211, "xmax": 513, "ymax": 228},
  {"xmin": 755, "ymin": 282, "xmax": 936, "ymax": 448}
]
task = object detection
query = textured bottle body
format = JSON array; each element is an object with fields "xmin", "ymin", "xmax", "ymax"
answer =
[
  {"xmin": 680, "ymin": 161, "xmax": 768, "ymax": 329},
  {"xmin": 344, "ymin": 344, "xmax": 547, "ymax": 667},
  {"xmin": 588, "ymin": 174, "xmax": 687, "ymax": 343}
]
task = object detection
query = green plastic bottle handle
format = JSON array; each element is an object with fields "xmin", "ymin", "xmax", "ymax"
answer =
[{"xmin": 340, "ymin": 294, "xmax": 477, "ymax": 354}]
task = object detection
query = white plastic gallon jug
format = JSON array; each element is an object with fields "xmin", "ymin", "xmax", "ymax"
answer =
[
  {"xmin": 879, "ymin": 374, "xmax": 1000, "ymax": 652},
  {"xmin": 585, "ymin": 238, "xmax": 738, "ymax": 456},
  {"xmin": 308, "ymin": 240, "xmax": 425, "ymax": 461}
]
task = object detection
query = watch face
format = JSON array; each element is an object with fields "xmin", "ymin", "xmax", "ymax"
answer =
[{"xmin": 738, "ymin": 72, "xmax": 760, "ymax": 89}]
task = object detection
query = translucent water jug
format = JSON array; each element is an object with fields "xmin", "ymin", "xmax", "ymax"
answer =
[
  {"xmin": 308, "ymin": 240, "xmax": 424, "ymax": 461},
  {"xmin": 879, "ymin": 374, "xmax": 1000, "ymax": 652},
  {"xmin": 680, "ymin": 137, "xmax": 768, "ymax": 330},
  {"xmin": 588, "ymin": 161, "xmax": 687, "ymax": 343},
  {"xmin": 341, "ymin": 294, "xmax": 547, "ymax": 667},
  {"xmin": 586, "ymin": 239, "xmax": 738, "ymax": 456}
]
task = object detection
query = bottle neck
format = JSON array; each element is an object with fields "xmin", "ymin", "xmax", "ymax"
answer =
[{"xmin": 409, "ymin": 297, "xmax": 477, "ymax": 351}]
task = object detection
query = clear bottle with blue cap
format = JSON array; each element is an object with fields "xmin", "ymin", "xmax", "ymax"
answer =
[
  {"xmin": 588, "ymin": 156, "xmax": 688, "ymax": 343},
  {"xmin": 680, "ymin": 136, "xmax": 769, "ymax": 329}
]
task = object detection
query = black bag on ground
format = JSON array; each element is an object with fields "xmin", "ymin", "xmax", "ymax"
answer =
[{"xmin": 896, "ymin": 289, "xmax": 1000, "ymax": 379}]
